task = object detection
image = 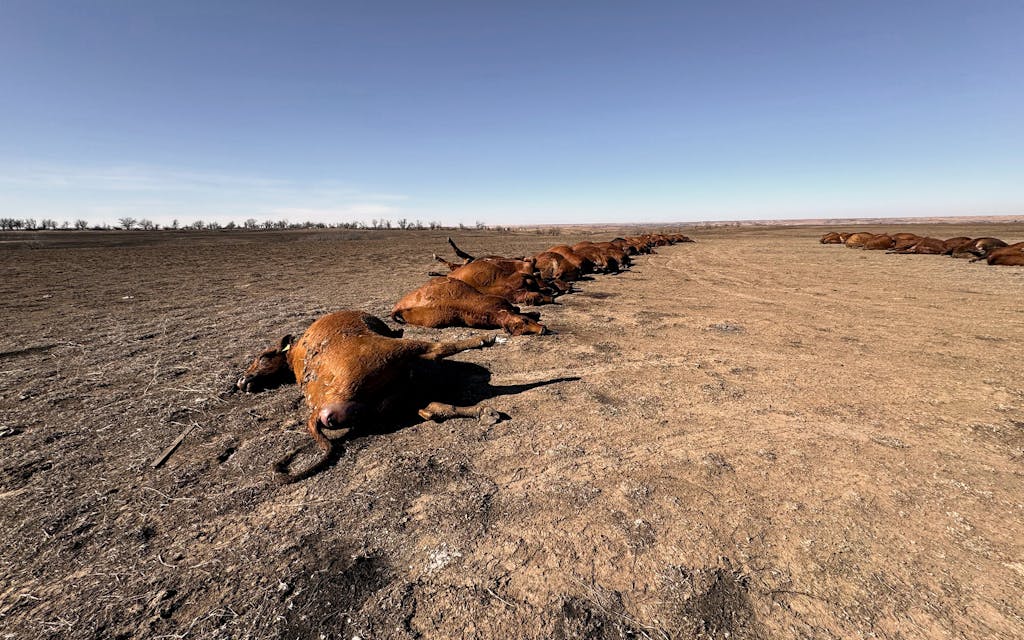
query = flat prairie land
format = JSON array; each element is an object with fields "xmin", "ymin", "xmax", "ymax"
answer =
[{"xmin": 1, "ymin": 224, "xmax": 1022, "ymax": 639}]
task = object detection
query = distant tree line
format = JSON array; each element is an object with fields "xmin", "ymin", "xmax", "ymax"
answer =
[{"xmin": 0, "ymin": 217, "xmax": 520, "ymax": 232}]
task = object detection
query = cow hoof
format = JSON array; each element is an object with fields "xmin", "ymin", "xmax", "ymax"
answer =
[{"xmin": 478, "ymin": 407, "xmax": 500, "ymax": 425}]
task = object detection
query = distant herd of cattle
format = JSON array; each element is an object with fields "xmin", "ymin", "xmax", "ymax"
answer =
[
  {"xmin": 236, "ymin": 232, "xmax": 693, "ymax": 481},
  {"xmin": 819, "ymin": 231, "xmax": 1024, "ymax": 266}
]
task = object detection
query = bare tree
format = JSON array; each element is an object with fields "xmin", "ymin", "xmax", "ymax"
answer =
[
  {"xmin": 118, "ymin": 217, "xmax": 137, "ymax": 230},
  {"xmin": 243, "ymin": 218, "xmax": 257, "ymax": 229},
  {"xmin": 139, "ymin": 219, "xmax": 155, "ymax": 230}
]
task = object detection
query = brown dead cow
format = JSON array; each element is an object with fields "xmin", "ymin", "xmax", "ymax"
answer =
[
  {"xmin": 238, "ymin": 311, "xmax": 497, "ymax": 482},
  {"xmin": 981, "ymin": 242, "xmax": 1024, "ymax": 265},
  {"xmin": 439, "ymin": 260, "xmax": 554, "ymax": 305},
  {"xmin": 862, "ymin": 234, "xmax": 895, "ymax": 250},
  {"xmin": 844, "ymin": 232, "xmax": 877, "ymax": 248},
  {"xmin": 957, "ymin": 237, "xmax": 1009, "ymax": 260},
  {"xmin": 820, "ymin": 232, "xmax": 845, "ymax": 244},
  {"xmin": 570, "ymin": 242, "xmax": 622, "ymax": 273},
  {"xmin": 434, "ymin": 238, "xmax": 569, "ymax": 294},
  {"xmin": 392, "ymin": 277, "xmax": 548, "ymax": 335},
  {"xmin": 545, "ymin": 245, "xmax": 596, "ymax": 274},
  {"xmin": 890, "ymin": 234, "xmax": 922, "ymax": 251},
  {"xmin": 534, "ymin": 251, "xmax": 582, "ymax": 284},
  {"xmin": 939, "ymin": 237, "xmax": 973, "ymax": 255},
  {"xmin": 887, "ymin": 237, "xmax": 947, "ymax": 254}
]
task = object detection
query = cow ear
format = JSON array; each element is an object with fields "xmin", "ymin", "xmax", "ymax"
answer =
[{"xmin": 279, "ymin": 334, "xmax": 294, "ymax": 352}]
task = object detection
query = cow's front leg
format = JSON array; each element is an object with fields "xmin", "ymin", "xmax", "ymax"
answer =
[{"xmin": 417, "ymin": 401, "xmax": 501, "ymax": 425}]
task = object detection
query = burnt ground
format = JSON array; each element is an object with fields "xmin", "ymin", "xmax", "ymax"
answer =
[{"xmin": 0, "ymin": 224, "xmax": 1022, "ymax": 639}]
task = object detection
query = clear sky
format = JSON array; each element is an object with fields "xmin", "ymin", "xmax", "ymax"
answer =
[{"xmin": 1, "ymin": 1, "xmax": 1021, "ymax": 227}]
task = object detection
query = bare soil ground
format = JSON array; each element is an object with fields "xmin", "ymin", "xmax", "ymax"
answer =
[{"xmin": 1, "ymin": 224, "xmax": 1022, "ymax": 639}]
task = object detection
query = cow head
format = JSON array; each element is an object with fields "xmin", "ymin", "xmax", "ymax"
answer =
[
  {"xmin": 237, "ymin": 334, "xmax": 296, "ymax": 392},
  {"xmin": 502, "ymin": 314, "xmax": 548, "ymax": 336}
]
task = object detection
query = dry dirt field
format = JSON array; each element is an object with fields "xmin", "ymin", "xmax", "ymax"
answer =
[{"xmin": 1, "ymin": 224, "xmax": 1022, "ymax": 639}]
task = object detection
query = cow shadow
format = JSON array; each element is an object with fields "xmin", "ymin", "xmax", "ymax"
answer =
[
  {"xmin": 368, "ymin": 359, "xmax": 579, "ymax": 436},
  {"xmin": 281, "ymin": 360, "xmax": 579, "ymax": 478}
]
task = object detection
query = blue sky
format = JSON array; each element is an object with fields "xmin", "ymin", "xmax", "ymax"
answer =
[{"xmin": 1, "ymin": 1, "xmax": 1021, "ymax": 226}]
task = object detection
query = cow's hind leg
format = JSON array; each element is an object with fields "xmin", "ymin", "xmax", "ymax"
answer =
[{"xmin": 418, "ymin": 401, "xmax": 501, "ymax": 425}]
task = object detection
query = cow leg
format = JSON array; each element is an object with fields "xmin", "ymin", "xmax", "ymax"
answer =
[
  {"xmin": 273, "ymin": 414, "xmax": 335, "ymax": 483},
  {"xmin": 418, "ymin": 401, "xmax": 501, "ymax": 425},
  {"xmin": 447, "ymin": 237, "xmax": 476, "ymax": 262},
  {"xmin": 419, "ymin": 335, "xmax": 496, "ymax": 360},
  {"xmin": 432, "ymin": 254, "xmax": 460, "ymax": 271}
]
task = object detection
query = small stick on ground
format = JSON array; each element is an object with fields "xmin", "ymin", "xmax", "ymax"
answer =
[{"xmin": 151, "ymin": 423, "xmax": 197, "ymax": 469}]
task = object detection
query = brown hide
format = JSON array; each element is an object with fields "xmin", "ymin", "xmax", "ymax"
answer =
[
  {"xmin": 392, "ymin": 277, "xmax": 547, "ymax": 336},
  {"xmin": 534, "ymin": 251, "xmax": 581, "ymax": 282},
  {"xmin": 984, "ymin": 242, "xmax": 1024, "ymax": 265},
  {"xmin": 445, "ymin": 261, "xmax": 553, "ymax": 305},
  {"xmin": 572, "ymin": 244, "xmax": 620, "ymax": 272},
  {"xmin": 547, "ymin": 245, "xmax": 596, "ymax": 274},
  {"xmin": 955, "ymin": 237, "xmax": 1009, "ymax": 259},
  {"xmin": 844, "ymin": 232, "xmax": 876, "ymax": 248},
  {"xmin": 941, "ymin": 237, "xmax": 972, "ymax": 255},
  {"xmin": 891, "ymin": 237, "xmax": 946, "ymax": 254},
  {"xmin": 862, "ymin": 234, "xmax": 894, "ymax": 250},
  {"xmin": 891, "ymin": 235, "xmax": 922, "ymax": 251}
]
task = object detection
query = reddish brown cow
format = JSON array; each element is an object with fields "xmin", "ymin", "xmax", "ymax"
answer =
[
  {"xmin": 534, "ymin": 251, "xmax": 581, "ymax": 284},
  {"xmin": 238, "ymin": 311, "xmax": 496, "ymax": 482},
  {"xmin": 888, "ymin": 237, "xmax": 947, "ymax": 254},
  {"xmin": 940, "ymin": 237, "xmax": 973, "ymax": 255},
  {"xmin": 441, "ymin": 260, "xmax": 554, "ymax": 305},
  {"xmin": 609, "ymin": 237, "xmax": 653, "ymax": 255},
  {"xmin": 574, "ymin": 241, "xmax": 631, "ymax": 269},
  {"xmin": 956, "ymin": 237, "xmax": 1009, "ymax": 260},
  {"xmin": 890, "ymin": 234, "xmax": 922, "ymax": 251},
  {"xmin": 863, "ymin": 234, "xmax": 894, "ymax": 250},
  {"xmin": 844, "ymin": 232, "xmax": 876, "ymax": 248},
  {"xmin": 546, "ymin": 245, "xmax": 596, "ymax": 274},
  {"xmin": 820, "ymin": 232, "xmax": 845, "ymax": 244},
  {"xmin": 392, "ymin": 277, "xmax": 548, "ymax": 336},
  {"xmin": 571, "ymin": 243, "xmax": 621, "ymax": 273},
  {"xmin": 982, "ymin": 242, "xmax": 1024, "ymax": 265}
]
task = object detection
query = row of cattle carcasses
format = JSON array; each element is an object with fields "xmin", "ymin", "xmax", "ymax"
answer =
[
  {"xmin": 820, "ymin": 231, "xmax": 1024, "ymax": 266},
  {"xmin": 235, "ymin": 232, "xmax": 694, "ymax": 482},
  {"xmin": 390, "ymin": 233, "xmax": 694, "ymax": 335}
]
